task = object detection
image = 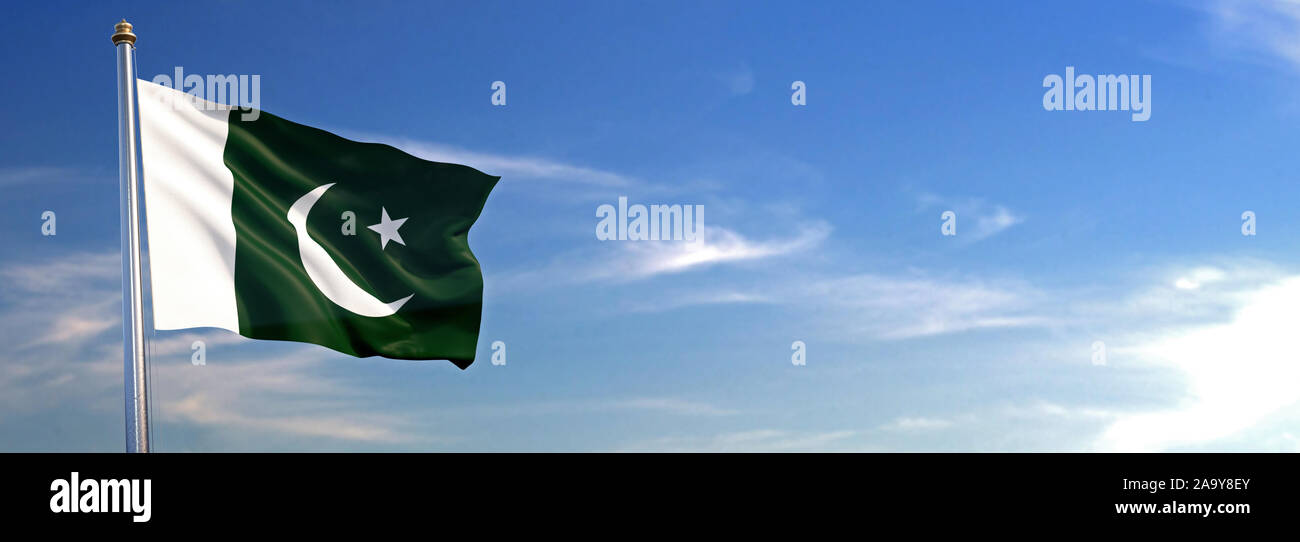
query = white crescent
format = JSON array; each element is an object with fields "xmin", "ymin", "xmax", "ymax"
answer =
[{"xmin": 287, "ymin": 183, "xmax": 413, "ymax": 317}]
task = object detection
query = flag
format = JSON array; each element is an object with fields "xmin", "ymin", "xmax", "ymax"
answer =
[{"xmin": 136, "ymin": 79, "xmax": 498, "ymax": 368}]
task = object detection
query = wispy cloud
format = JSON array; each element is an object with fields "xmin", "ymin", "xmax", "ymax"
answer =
[
  {"xmin": 715, "ymin": 63, "xmax": 756, "ymax": 96},
  {"xmin": 0, "ymin": 252, "xmax": 122, "ymax": 416},
  {"xmin": 795, "ymin": 272, "xmax": 1049, "ymax": 340},
  {"xmin": 0, "ymin": 251, "xmax": 123, "ymax": 350},
  {"xmin": 880, "ymin": 416, "xmax": 956, "ymax": 431},
  {"xmin": 150, "ymin": 345, "xmax": 438, "ymax": 445},
  {"xmin": 610, "ymin": 397, "xmax": 738, "ymax": 416},
  {"xmin": 0, "ymin": 251, "xmax": 443, "ymax": 449},
  {"xmin": 349, "ymin": 134, "xmax": 638, "ymax": 188},
  {"xmin": 0, "ymin": 166, "xmax": 88, "ymax": 187},
  {"xmin": 1082, "ymin": 259, "xmax": 1286, "ymax": 333},
  {"xmin": 1004, "ymin": 402, "xmax": 1116, "ymax": 421},
  {"xmin": 492, "ymin": 221, "xmax": 831, "ymax": 293},
  {"xmin": 590, "ymin": 222, "xmax": 832, "ymax": 282},
  {"xmin": 620, "ymin": 270, "xmax": 1049, "ymax": 342},
  {"xmin": 838, "ymin": 261, "xmax": 1300, "ymax": 451},
  {"xmin": 1205, "ymin": 0, "xmax": 1300, "ymax": 71},
  {"xmin": 382, "ymin": 396, "xmax": 738, "ymax": 421},
  {"xmin": 623, "ymin": 290, "xmax": 773, "ymax": 313},
  {"xmin": 619, "ymin": 428, "xmax": 860, "ymax": 452},
  {"xmin": 165, "ymin": 391, "xmax": 420, "ymax": 443},
  {"xmin": 917, "ymin": 192, "xmax": 1024, "ymax": 242},
  {"xmin": 1, "ymin": 251, "xmax": 119, "ymax": 293}
]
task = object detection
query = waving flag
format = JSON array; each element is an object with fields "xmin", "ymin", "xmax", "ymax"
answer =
[{"xmin": 137, "ymin": 79, "xmax": 498, "ymax": 368}]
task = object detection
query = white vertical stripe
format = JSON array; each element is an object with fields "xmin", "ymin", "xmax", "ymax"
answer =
[{"xmin": 137, "ymin": 79, "xmax": 239, "ymax": 332}]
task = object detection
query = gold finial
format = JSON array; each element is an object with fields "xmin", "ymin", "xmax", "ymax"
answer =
[{"xmin": 112, "ymin": 19, "xmax": 136, "ymax": 45}]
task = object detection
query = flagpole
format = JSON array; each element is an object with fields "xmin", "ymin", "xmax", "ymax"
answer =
[{"xmin": 113, "ymin": 19, "xmax": 150, "ymax": 453}]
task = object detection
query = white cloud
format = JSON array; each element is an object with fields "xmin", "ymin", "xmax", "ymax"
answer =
[
  {"xmin": 1096, "ymin": 273, "xmax": 1300, "ymax": 451},
  {"xmin": 150, "ymin": 345, "xmax": 436, "ymax": 445},
  {"xmin": 493, "ymin": 221, "xmax": 831, "ymax": 293},
  {"xmin": 0, "ymin": 251, "xmax": 123, "ymax": 350},
  {"xmin": 0, "ymin": 166, "xmax": 85, "ymax": 186},
  {"xmin": 574, "ymin": 240, "xmax": 1050, "ymax": 338},
  {"xmin": 972, "ymin": 205, "xmax": 1023, "ymax": 241},
  {"xmin": 350, "ymin": 135, "xmax": 637, "ymax": 188},
  {"xmin": 1207, "ymin": 0, "xmax": 1300, "ymax": 71},
  {"xmin": 624, "ymin": 290, "xmax": 772, "ymax": 313},
  {"xmin": 0, "ymin": 252, "xmax": 122, "ymax": 416},
  {"xmin": 1002, "ymin": 402, "xmax": 1116, "ymax": 421},
  {"xmin": 148, "ymin": 330, "xmax": 248, "ymax": 356},
  {"xmin": 1090, "ymin": 259, "xmax": 1285, "ymax": 333},
  {"xmin": 0, "ymin": 251, "xmax": 442, "ymax": 448},
  {"xmin": 799, "ymin": 273, "xmax": 1048, "ymax": 339},
  {"xmin": 610, "ymin": 397, "xmax": 738, "ymax": 416},
  {"xmin": 917, "ymin": 192, "xmax": 1024, "ymax": 242},
  {"xmin": 1, "ymin": 251, "xmax": 119, "ymax": 293},
  {"xmin": 620, "ymin": 429, "xmax": 860, "ymax": 452},
  {"xmin": 590, "ymin": 222, "xmax": 831, "ymax": 282},
  {"xmin": 1173, "ymin": 266, "xmax": 1226, "ymax": 290},
  {"xmin": 26, "ymin": 308, "xmax": 118, "ymax": 348},
  {"xmin": 880, "ymin": 416, "xmax": 955, "ymax": 431}
]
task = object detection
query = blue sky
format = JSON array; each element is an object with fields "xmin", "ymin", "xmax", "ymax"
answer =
[{"xmin": 4, "ymin": 0, "xmax": 1300, "ymax": 451}]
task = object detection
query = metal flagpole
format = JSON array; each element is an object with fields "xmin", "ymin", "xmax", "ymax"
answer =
[{"xmin": 113, "ymin": 19, "xmax": 150, "ymax": 453}]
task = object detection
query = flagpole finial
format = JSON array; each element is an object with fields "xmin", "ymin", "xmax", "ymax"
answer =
[{"xmin": 112, "ymin": 19, "xmax": 136, "ymax": 46}]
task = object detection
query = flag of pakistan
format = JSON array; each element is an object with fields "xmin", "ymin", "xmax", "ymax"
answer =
[{"xmin": 137, "ymin": 80, "xmax": 498, "ymax": 368}]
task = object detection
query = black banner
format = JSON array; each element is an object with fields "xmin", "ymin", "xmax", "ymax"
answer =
[{"xmin": 3, "ymin": 453, "xmax": 1291, "ymax": 531}]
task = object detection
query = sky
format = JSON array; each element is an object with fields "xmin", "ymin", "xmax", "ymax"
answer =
[{"xmin": 3, "ymin": 0, "xmax": 1300, "ymax": 451}]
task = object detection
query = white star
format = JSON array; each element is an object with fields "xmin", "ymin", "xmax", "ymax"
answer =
[{"xmin": 367, "ymin": 207, "xmax": 408, "ymax": 250}]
